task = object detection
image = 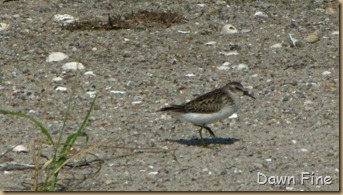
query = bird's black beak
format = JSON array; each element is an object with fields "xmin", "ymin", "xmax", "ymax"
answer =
[{"xmin": 243, "ymin": 90, "xmax": 255, "ymax": 99}]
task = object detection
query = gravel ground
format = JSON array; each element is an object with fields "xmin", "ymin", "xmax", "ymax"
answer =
[{"xmin": 0, "ymin": 0, "xmax": 339, "ymax": 191}]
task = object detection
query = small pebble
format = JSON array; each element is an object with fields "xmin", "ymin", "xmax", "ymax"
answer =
[
  {"xmin": 236, "ymin": 64, "xmax": 249, "ymax": 71},
  {"xmin": 270, "ymin": 43, "xmax": 282, "ymax": 48},
  {"xmin": 233, "ymin": 169, "xmax": 242, "ymax": 173},
  {"xmin": 28, "ymin": 110, "xmax": 36, "ymax": 114},
  {"xmin": 322, "ymin": 71, "xmax": 331, "ymax": 76},
  {"xmin": 204, "ymin": 41, "xmax": 216, "ymax": 46},
  {"xmin": 331, "ymin": 31, "xmax": 339, "ymax": 35},
  {"xmin": 300, "ymin": 148, "xmax": 308, "ymax": 152},
  {"xmin": 217, "ymin": 64, "xmax": 231, "ymax": 70},
  {"xmin": 254, "ymin": 11, "xmax": 268, "ymax": 18},
  {"xmin": 185, "ymin": 73, "xmax": 195, "ymax": 77},
  {"xmin": 52, "ymin": 77, "xmax": 63, "ymax": 83},
  {"xmin": 54, "ymin": 14, "xmax": 77, "ymax": 23},
  {"xmin": 84, "ymin": 71, "xmax": 96, "ymax": 76},
  {"xmin": 55, "ymin": 87, "xmax": 67, "ymax": 92},
  {"xmin": 305, "ymin": 32, "xmax": 320, "ymax": 43},
  {"xmin": 86, "ymin": 91, "xmax": 97, "ymax": 98},
  {"xmin": 252, "ymin": 163, "xmax": 263, "ymax": 168},
  {"xmin": 326, "ymin": 6, "xmax": 336, "ymax": 15},
  {"xmin": 46, "ymin": 52, "xmax": 69, "ymax": 62},
  {"xmin": 160, "ymin": 99, "xmax": 167, "ymax": 104},
  {"xmin": 219, "ymin": 51, "xmax": 239, "ymax": 56},
  {"xmin": 13, "ymin": 145, "xmax": 29, "ymax": 153},
  {"xmin": 217, "ymin": 62, "xmax": 231, "ymax": 70},
  {"xmin": 110, "ymin": 91, "xmax": 126, "ymax": 94},
  {"xmin": 0, "ymin": 23, "xmax": 9, "ymax": 31},
  {"xmin": 62, "ymin": 62, "xmax": 85, "ymax": 71},
  {"xmin": 216, "ymin": 0, "xmax": 226, "ymax": 5},
  {"xmin": 178, "ymin": 30, "xmax": 190, "ymax": 34},
  {"xmin": 326, "ymin": 81, "xmax": 336, "ymax": 89},
  {"xmin": 222, "ymin": 62, "xmax": 231, "ymax": 66},
  {"xmin": 228, "ymin": 113, "xmax": 238, "ymax": 119},
  {"xmin": 147, "ymin": 171, "xmax": 159, "ymax": 176},
  {"xmin": 241, "ymin": 29, "xmax": 251, "ymax": 33},
  {"xmin": 132, "ymin": 101, "xmax": 142, "ymax": 105},
  {"xmin": 304, "ymin": 100, "xmax": 313, "ymax": 105}
]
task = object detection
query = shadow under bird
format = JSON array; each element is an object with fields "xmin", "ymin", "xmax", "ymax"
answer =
[{"xmin": 160, "ymin": 81, "xmax": 255, "ymax": 146}]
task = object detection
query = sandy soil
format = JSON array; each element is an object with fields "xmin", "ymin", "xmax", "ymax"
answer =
[{"xmin": 0, "ymin": 0, "xmax": 339, "ymax": 191}]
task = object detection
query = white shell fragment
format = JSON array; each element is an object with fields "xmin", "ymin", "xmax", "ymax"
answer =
[
  {"xmin": 270, "ymin": 43, "xmax": 283, "ymax": 48},
  {"xmin": 178, "ymin": 30, "xmax": 190, "ymax": 34},
  {"xmin": 241, "ymin": 29, "xmax": 251, "ymax": 33},
  {"xmin": 132, "ymin": 101, "xmax": 142, "ymax": 105},
  {"xmin": 52, "ymin": 77, "xmax": 63, "ymax": 83},
  {"xmin": 331, "ymin": 31, "xmax": 339, "ymax": 35},
  {"xmin": 287, "ymin": 34, "xmax": 304, "ymax": 47},
  {"xmin": 217, "ymin": 62, "xmax": 231, "ymax": 70},
  {"xmin": 147, "ymin": 171, "xmax": 159, "ymax": 176},
  {"xmin": 110, "ymin": 91, "xmax": 126, "ymax": 94},
  {"xmin": 228, "ymin": 113, "xmax": 238, "ymax": 119},
  {"xmin": 222, "ymin": 62, "xmax": 231, "ymax": 66},
  {"xmin": 236, "ymin": 64, "xmax": 249, "ymax": 71},
  {"xmin": 300, "ymin": 148, "xmax": 308, "ymax": 152},
  {"xmin": 55, "ymin": 87, "xmax": 67, "ymax": 92},
  {"xmin": 0, "ymin": 23, "xmax": 9, "ymax": 31},
  {"xmin": 86, "ymin": 91, "xmax": 97, "ymax": 98},
  {"xmin": 54, "ymin": 14, "xmax": 77, "ymax": 23},
  {"xmin": 254, "ymin": 11, "xmax": 268, "ymax": 18},
  {"xmin": 29, "ymin": 110, "xmax": 36, "ymax": 114},
  {"xmin": 322, "ymin": 71, "xmax": 331, "ymax": 76},
  {"xmin": 13, "ymin": 145, "xmax": 29, "ymax": 153},
  {"xmin": 84, "ymin": 71, "xmax": 96, "ymax": 76},
  {"xmin": 221, "ymin": 24, "xmax": 238, "ymax": 34},
  {"xmin": 204, "ymin": 41, "xmax": 216, "ymax": 46},
  {"xmin": 62, "ymin": 62, "xmax": 85, "ymax": 71},
  {"xmin": 46, "ymin": 52, "xmax": 69, "ymax": 62},
  {"xmin": 185, "ymin": 73, "xmax": 195, "ymax": 77},
  {"xmin": 217, "ymin": 66, "xmax": 230, "ymax": 70},
  {"xmin": 219, "ymin": 51, "xmax": 239, "ymax": 56}
]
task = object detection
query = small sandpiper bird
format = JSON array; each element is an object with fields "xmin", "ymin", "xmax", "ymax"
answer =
[{"xmin": 160, "ymin": 82, "xmax": 255, "ymax": 146}]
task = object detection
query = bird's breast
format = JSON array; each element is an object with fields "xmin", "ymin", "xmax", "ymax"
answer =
[{"xmin": 171, "ymin": 106, "xmax": 237, "ymax": 126}]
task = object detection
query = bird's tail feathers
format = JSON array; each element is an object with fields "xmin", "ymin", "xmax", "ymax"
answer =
[{"xmin": 160, "ymin": 105, "xmax": 185, "ymax": 112}]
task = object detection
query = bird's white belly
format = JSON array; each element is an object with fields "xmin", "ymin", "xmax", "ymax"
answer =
[{"xmin": 171, "ymin": 107, "xmax": 236, "ymax": 126}]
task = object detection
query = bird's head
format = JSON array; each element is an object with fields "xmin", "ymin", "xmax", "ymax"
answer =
[{"xmin": 226, "ymin": 82, "xmax": 255, "ymax": 99}]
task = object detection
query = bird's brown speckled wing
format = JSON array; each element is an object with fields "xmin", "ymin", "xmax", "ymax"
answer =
[{"xmin": 183, "ymin": 87, "xmax": 231, "ymax": 113}]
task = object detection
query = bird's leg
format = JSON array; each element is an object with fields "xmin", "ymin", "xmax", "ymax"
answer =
[
  {"xmin": 203, "ymin": 125, "xmax": 216, "ymax": 138},
  {"xmin": 197, "ymin": 126, "xmax": 207, "ymax": 147}
]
